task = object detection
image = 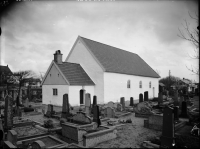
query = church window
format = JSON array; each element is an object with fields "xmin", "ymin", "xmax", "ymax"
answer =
[
  {"xmin": 149, "ymin": 81, "xmax": 151, "ymax": 88},
  {"xmin": 139, "ymin": 81, "xmax": 142, "ymax": 88},
  {"xmin": 127, "ymin": 80, "xmax": 131, "ymax": 88},
  {"xmin": 53, "ymin": 88, "xmax": 58, "ymax": 95}
]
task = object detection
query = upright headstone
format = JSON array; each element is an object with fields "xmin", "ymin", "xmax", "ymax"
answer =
[
  {"xmin": 180, "ymin": 101, "xmax": 187, "ymax": 117},
  {"xmin": 139, "ymin": 94, "xmax": 143, "ymax": 103},
  {"xmin": 130, "ymin": 97, "xmax": 134, "ymax": 106},
  {"xmin": 93, "ymin": 105, "xmax": 101, "ymax": 127},
  {"xmin": 4, "ymin": 95, "xmax": 13, "ymax": 131},
  {"xmin": 179, "ymin": 96, "xmax": 184, "ymax": 108},
  {"xmin": 0, "ymin": 119, "xmax": 4, "ymax": 141},
  {"xmin": 91, "ymin": 95, "xmax": 97, "ymax": 114},
  {"xmin": 46, "ymin": 104, "xmax": 54, "ymax": 117},
  {"xmin": 116, "ymin": 103, "xmax": 122, "ymax": 112},
  {"xmin": 7, "ymin": 130, "xmax": 17, "ymax": 146},
  {"xmin": 107, "ymin": 101, "xmax": 114, "ymax": 108},
  {"xmin": 24, "ymin": 98, "xmax": 29, "ymax": 107},
  {"xmin": 104, "ymin": 107, "xmax": 115, "ymax": 118},
  {"xmin": 61, "ymin": 94, "xmax": 70, "ymax": 118},
  {"xmin": 158, "ymin": 92, "xmax": 163, "ymax": 105},
  {"xmin": 174, "ymin": 106, "xmax": 179, "ymax": 121},
  {"xmin": 85, "ymin": 93, "xmax": 91, "ymax": 116},
  {"xmin": 120, "ymin": 97, "xmax": 125, "ymax": 111},
  {"xmin": 144, "ymin": 91, "xmax": 149, "ymax": 101},
  {"xmin": 160, "ymin": 106, "xmax": 175, "ymax": 148},
  {"xmin": 80, "ymin": 89, "xmax": 85, "ymax": 105}
]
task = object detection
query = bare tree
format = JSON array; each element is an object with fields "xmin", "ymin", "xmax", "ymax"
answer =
[
  {"xmin": 178, "ymin": 12, "xmax": 199, "ymax": 75},
  {"xmin": 13, "ymin": 70, "xmax": 36, "ymax": 103}
]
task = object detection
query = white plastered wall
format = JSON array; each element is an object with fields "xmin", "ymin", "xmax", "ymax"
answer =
[
  {"xmin": 42, "ymin": 85, "xmax": 69, "ymax": 106},
  {"xmin": 66, "ymin": 39, "xmax": 104, "ymax": 104},
  {"xmin": 68, "ymin": 86, "xmax": 94, "ymax": 106},
  {"xmin": 104, "ymin": 72, "xmax": 159, "ymax": 103}
]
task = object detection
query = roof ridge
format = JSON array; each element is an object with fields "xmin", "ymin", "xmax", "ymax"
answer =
[
  {"xmin": 59, "ymin": 62, "xmax": 80, "ymax": 65},
  {"xmin": 80, "ymin": 36, "xmax": 138, "ymax": 55}
]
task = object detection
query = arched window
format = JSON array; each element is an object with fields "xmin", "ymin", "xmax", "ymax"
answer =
[
  {"xmin": 139, "ymin": 81, "xmax": 142, "ymax": 88},
  {"xmin": 149, "ymin": 81, "xmax": 151, "ymax": 88},
  {"xmin": 127, "ymin": 80, "xmax": 131, "ymax": 88}
]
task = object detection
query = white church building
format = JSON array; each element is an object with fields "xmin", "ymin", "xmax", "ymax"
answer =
[{"xmin": 41, "ymin": 36, "xmax": 160, "ymax": 106}]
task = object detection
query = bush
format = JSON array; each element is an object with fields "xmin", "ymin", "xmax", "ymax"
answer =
[{"xmin": 44, "ymin": 119, "xmax": 54, "ymax": 128}]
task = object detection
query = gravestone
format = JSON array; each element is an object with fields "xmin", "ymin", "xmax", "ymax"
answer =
[
  {"xmin": 104, "ymin": 107, "xmax": 115, "ymax": 118},
  {"xmin": 80, "ymin": 89, "xmax": 85, "ymax": 105},
  {"xmin": 4, "ymin": 95, "xmax": 13, "ymax": 131},
  {"xmin": 31, "ymin": 140, "xmax": 46, "ymax": 149},
  {"xmin": 174, "ymin": 106, "xmax": 179, "ymax": 121},
  {"xmin": 130, "ymin": 97, "xmax": 134, "ymax": 106},
  {"xmin": 93, "ymin": 105, "xmax": 101, "ymax": 127},
  {"xmin": 180, "ymin": 101, "xmax": 187, "ymax": 117},
  {"xmin": 0, "ymin": 119, "xmax": 4, "ymax": 141},
  {"xmin": 139, "ymin": 94, "xmax": 143, "ymax": 103},
  {"xmin": 91, "ymin": 95, "xmax": 97, "ymax": 114},
  {"xmin": 45, "ymin": 104, "xmax": 54, "ymax": 117},
  {"xmin": 107, "ymin": 101, "xmax": 115, "ymax": 108},
  {"xmin": 7, "ymin": 130, "xmax": 17, "ymax": 146},
  {"xmin": 24, "ymin": 98, "xmax": 29, "ymax": 107},
  {"xmin": 173, "ymin": 90, "xmax": 179, "ymax": 106},
  {"xmin": 158, "ymin": 92, "xmax": 163, "ymax": 105},
  {"xmin": 144, "ymin": 91, "xmax": 148, "ymax": 101},
  {"xmin": 61, "ymin": 94, "xmax": 70, "ymax": 118},
  {"xmin": 72, "ymin": 111, "xmax": 92, "ymax": 124},
  {"xmin": 179, "ymin": 96, "xmax": 184, "ymax": 108},
  {"xmin": 85, "ymin": 93, "xmax": 91, "ymax": 116},
  {"xmin": 120, "ymin": 97, "xmax": 125, "ymax": 111},
  {"xmin": 160, "ymin": 106, "xmax": 175, "ymax": 148},
  {"xmin": 116, "ymin": 103, "xmax": 122, "ymax": 112}
]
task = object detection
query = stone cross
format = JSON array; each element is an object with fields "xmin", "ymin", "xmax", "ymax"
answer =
[
  {"xmin": 144, "ymin": 91, "xmax": 148, "ymax": 101},
  {"xmin": 104, "ymin": 107, "xmax": 115, "ymax": 118},
  {"xmin": 91, "ymin": 95, "xmax": 97, "ymax": 114},
  {"xmin": 85, "ymin": 93, "xmax": 91, "ymax": 116},
  {"xmin": 61, "ymin": 94, "xmax": 70, "ymax": 118},
  {"xmin": 80, "ymin": 89, "xmax": 85, "ymax": 105},
  {"xmin": 158, "ymin": 92, "xmax": 163, "ymax": 105},
  {"xmin": 120, "ymin": 97, "xmax": 125, "ymax": 111},
  {"xmin": 93, "ymin": 105, "xmax": 101, "ymax": 127},
  {"xmin": 139, "ymin": 93, "xmax": 143, "ymax": 103},
  {"xmin": 160, "ymin": 106, "xmax": 175, "ymax": 148},
  {"xmin": 4, "ymin": 94, "xmax": 13, "ymax": 131},
  {"xmin": 129, "ymin": 97, "xmax": 134, "ymax": 106}
]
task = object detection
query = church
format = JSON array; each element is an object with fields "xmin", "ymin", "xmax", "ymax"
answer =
[{"xmin": 41, "ymin": 36, "xmax": 160, "ymax": 106}]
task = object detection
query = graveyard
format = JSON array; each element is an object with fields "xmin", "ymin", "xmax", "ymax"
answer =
[{"xmin": 0, "ymin": 90, "xmax": 199, "ymax": 148}]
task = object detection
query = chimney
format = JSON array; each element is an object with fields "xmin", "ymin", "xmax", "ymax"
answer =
[{"xmin": 54, "ymin": 50, "xmax": 63, "ymax": 64}]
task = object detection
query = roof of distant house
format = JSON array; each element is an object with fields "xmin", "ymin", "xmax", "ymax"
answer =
[
  {"xmin": 56, "ymin": 62, "xmax": 95, "ymax": 86},
  {"xmin": 0, "ymin": 65, "xmax": 13, "ymax": 75},
  {"xmin": 159, "ymin": 83, "xmax": 165, "ymax": 86},
  {"xmin": 79, "ymin": 36, "xmax": 160, "ymax": 78}
]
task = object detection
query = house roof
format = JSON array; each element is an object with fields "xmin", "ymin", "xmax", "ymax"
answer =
[
  {"xmin": 80, "ymin": 36, "xmax": 160, "ymax": 78},
  {"xmin": 56, "ymin": 62, "xmax": 95, "ymax": 86},
  {"xmin": 159, "ymin": 83, "xmax": 165, "ymax": 86},
  {"xmin": 0, "ymin": 65, "xmax": 13, "ymax": 75}
]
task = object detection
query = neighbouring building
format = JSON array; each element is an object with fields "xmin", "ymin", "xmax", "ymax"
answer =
[{"xmin": 41, "ymin": 36, "xmax": 160, "ymax": 106}]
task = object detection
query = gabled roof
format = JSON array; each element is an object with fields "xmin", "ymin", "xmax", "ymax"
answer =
[
  {"xmin": 0, "ymin": 65, "xmax": 13, "ymax": 75},
  {"xmin": 79, "ymin": 36, "xmax": 160, "ymax": 78},
  {"xmin": 56, "ymin": 62, "xmax": 95, "ymax": 86}
]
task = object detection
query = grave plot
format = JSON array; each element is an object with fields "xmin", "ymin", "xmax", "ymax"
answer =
[
  {"xmin": 13, "ymin": 117, "xmax": 34, "ymax": 127},
  {"xmin": 60, "ymin": 105, "xmax": 117, "ymax": 147},
  {"xmin": 12, "ymin": 125, "xmax": 48, "ymax": 141}
]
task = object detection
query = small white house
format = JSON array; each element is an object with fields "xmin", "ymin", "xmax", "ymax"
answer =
[{"xmin": 42, "ymin": 36, "xmax": 160, "ymax": 106}]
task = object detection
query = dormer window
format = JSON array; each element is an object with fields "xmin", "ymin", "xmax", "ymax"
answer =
[
  {"xmin": 127, "ymin": 80, "xmax": 131, "ymax": 88},
  {"xmin": 139, "ymin": 81, "xmax": 142, "ymax": 88}
]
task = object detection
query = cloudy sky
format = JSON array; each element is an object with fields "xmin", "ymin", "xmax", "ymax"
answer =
[{"xmin": 0, "ymin": 0, "xmax": 199, "ymax": 82}]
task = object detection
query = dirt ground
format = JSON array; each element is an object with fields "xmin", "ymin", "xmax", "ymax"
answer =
[{"xmin": 23, "ymin": 103, "xmax": 161, "ymax": 148}]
